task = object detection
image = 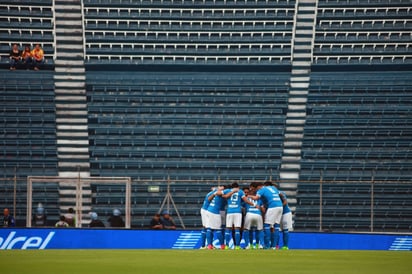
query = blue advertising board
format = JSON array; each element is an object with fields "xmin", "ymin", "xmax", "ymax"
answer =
[{"xmin": 0, "ymin": 229, "xmax": 410, "ymax": 250}]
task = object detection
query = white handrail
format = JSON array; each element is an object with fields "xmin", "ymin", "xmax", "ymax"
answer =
[
  {"xmin": 52, "ymin": 0, "xmax": 56, "ymax": 62},
  {"xmin": 80, "ymin": 0, "xmax": 87, "ymax": 61}
]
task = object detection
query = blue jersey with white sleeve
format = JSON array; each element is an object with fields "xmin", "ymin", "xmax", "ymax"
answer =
[
  {"xmin": 207, "ymin": 190, "xmax": 225, "ymax": 214},
  {"xmin": 225, "ymin": 188, "xmax": 245, "ymax": 214},
  {"xmin": 280, "ymin": 191, "xmax": 291, "ymax": 214},
  {"xmin": 256, "ymin": 186, "xmax": 283, "ymax": 208},
  {"xmin": 201, "ymin": 190, "xmax": 215, "ymax": 210}
]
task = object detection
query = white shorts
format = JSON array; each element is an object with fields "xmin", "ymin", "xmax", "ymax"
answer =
[
  {"xmin": 281, "ymin": 212, "xmax": 293, "ymax": 231},
  {"xmin": 243, "ymin": 213, "xmax": 263, "ymax": 230},
  {"xmin": 208, "ymin": 212, "xmax": 222, "ymax": 230},
  {"xmin": 264, "ymin": 207, "xmax": 283, "ymax": 226},
  {"xmin": 226, "ymin": 213, "xmax": 242, "ymax": 228},
  {"xmin": 200, "ymin": 208, "xmax": 209, "ymax": 227},
  {"xmin": 220, "ymin": 210, "xmax": 226, "ymax": 227}
]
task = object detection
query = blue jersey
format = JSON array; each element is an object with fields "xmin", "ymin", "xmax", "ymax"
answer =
[
  {"xmin": 201, "ymin": 190, "xmax": 215, "ymax": 210},
  {"xmin": 280, "ymin": 191, "xmax": 291, "ymax": 214},
  {"xmin": 220, "ymin": 197, "xmax": 227, "ymax": 212},
  {"xmin": 245, "ymin": 197, "xmax": 263, "ymax": 215},
  {"xmin": 207, "ymin": 190, "xmax": 226, "ymax": 214},
  {"xmin": 256, "ymin": 186, "xmax": 283, "ymax": 208},
  {"xmin": 225, "ymin": 188, "xmax": 245, "ymax": 214}
]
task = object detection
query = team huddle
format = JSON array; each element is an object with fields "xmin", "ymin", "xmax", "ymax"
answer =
[{"xmin": 200, "ymin": 181, "xmax": 292, "ymax": 250}]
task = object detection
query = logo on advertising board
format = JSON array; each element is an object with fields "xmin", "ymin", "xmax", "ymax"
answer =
[
  {"xmin": 172, "ymin": 232, "xmax": 201, "ymax": 249},
  {"xmin": 0, "ymin": 231, "xmax": 55, "ymax": 250}
]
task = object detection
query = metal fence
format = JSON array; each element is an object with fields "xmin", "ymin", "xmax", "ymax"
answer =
[{"xmin": 1, "ymin": 176, "xmax": 411, "ymax": 232}]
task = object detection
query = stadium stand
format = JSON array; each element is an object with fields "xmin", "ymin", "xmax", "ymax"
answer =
[
  {"xmin": 0, "ymin": 0, "xmax": 55, "ymax": 68},
  {"xmin": 0, "ymin": 0, "xmax": 411, "ymax": 230},
  {"xmin": 91, "ymin": 181, "xmax": 213, "ymax": 228},
  {"xmin": 300, "ymin": 70, "xmax": 412, "ymax": 182},
  {"xmin": 0, "ymin": 70, "xmax": 59, "ymax": 226},
  {"xmin": 0, "ymin": 179, "xmax": 60, "ymax": 226},
  {"xmin": 0, "ymin": 71, "xmax": 58, "ymax": 178},
  {"xmin": 314, "ymin": 0, "xmax": 412, "ymax": 65},
  {"xmin": 295, "ymin": 182, "xmax": 412, "ymax": 232},
  {"xmin": 86, "ymin": 71, "xmax": 288, "ymax": 181},
  {"xmin": 83, "ymin": 0, "xmax": 295, "ymax": 66}
]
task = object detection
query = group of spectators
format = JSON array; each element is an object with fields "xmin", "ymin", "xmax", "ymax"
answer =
[
  {"xmin": 3, "ymin": 204, "xmax": 176, "ymax": 229},
  {"xmin": 52, "ymin": 208, "xmax": 126, "ymax": 228},
  {"xmin": 150, "ymin": 211, "xmax": 177, "ymax": 230},
  {"xmin": 2, "ymin": 205, "xmax": 125, "ymax": 229},
  {"xmin": 9, "ymin": 43, "xmax": 45, "ymax": 70}
]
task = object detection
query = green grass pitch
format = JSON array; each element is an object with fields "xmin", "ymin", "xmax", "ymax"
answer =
[{"xmin": 1, "ymin": 249, "xmax": 411, "ymax": 274}]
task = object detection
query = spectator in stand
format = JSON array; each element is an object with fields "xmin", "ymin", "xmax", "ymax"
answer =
[
  {"xmin": 89, "ymin": 212, "xmax": 105, "ymax": 228},
  {"xmin": 150, "ymin": 213, "xmax": 164, "ymax": 229},
  {"xmin": 2, "ymin": 208, "xmax": 16, "ymax": 227},
  {"xmin": 55, "ymin": 215, "xmax": 69, "ymax": 228},
  {"xmin": 9, "ymin": 43, "xmax": 21, "ymax": 70},
  {"xmin": 108, "ymin": 209, "xmax": 125, "ymax": 228},
  {"xmin": 33, "ymin": 203, "xmax": 47, "ymax": 227},
  {"xmin": 64, "ymin": 208, "xmax": 76, "ymax": 227},
  {"xmin": 161, "ymin": 211, "xmax": 176, "ymax": 230},
  {"xmin": 21, "ymin": 45, "xmax": 32, "ymax": 70},
  {"xmin": 31, "ymin": 43, "xmax": 45, "ymax": 70}
]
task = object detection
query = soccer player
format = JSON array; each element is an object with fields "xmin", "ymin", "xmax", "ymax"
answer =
[
  {"xmin": 200, "ymin": 187, "xmax": 219, "ymax": 248},
  {"xmin": 242, "ymin": 188, "xmax": 265, "ymax": 249},
  {"xmin": 249, "ymin": 181, "xmax": 283, "ymax": 249},
  {"xmin": 223, "ymin": 183, "xmax": 257, "ymax": 249},
  {"xmin": 275, "ymin": 183, "xmax": 292, "ymax": 250},
  {"xmin": 219, "ymin": 187, "xmax": 228, "ymax": 246},
  {"xmin": 206, "ymin": 186, "xmax": 236, "ymax": 249}
]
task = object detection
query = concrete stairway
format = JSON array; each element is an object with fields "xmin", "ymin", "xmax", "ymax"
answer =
[
  {"xmin": 53, "ymin": 0, "xmax": 90, "ymax": 226},
  {"xmin": 280, "ymin": 0, "xmax": 318, "ymax": 208}
]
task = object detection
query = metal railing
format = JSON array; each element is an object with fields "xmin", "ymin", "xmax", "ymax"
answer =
[{"xmin": 1, "ymin": 176, "xmax": 411, "ymax": 231}]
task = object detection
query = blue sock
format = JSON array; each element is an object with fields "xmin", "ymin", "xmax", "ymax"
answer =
[
  {"xmin": 216, "ymin": 230, "xmax": 223, "ymax": 246},
  {"xmin": 276, "ymin": 232, "xmax": 280, "ymax": 246},
  {"xmin": 274, "ymin": 224, "xmax": 280, "ymax": 248},
  {"xmin": 270, "ymin": 228, "xmax": 275, "ymax": 248},
  {"xmin": 225, "ymin": 228, "xmax": 231, "ymax": 247},
  {"xmin": 206, "ymin": 228, "xmax": 212, "ymax": 246},
  {"xmin": 250, "ymin": 230, "xmax": 254, "ymax": 246},
  {"xmin": 243, "ymin": 230, "xmax": 250, "ymax": 246},
  {"xmin": 258, "ymin": 230, "xmax": 264, "ymax": 247},
  {"xmin": 234, "ymin": 228, "xmax": 240, "ymax": 246},
  {"xmin": 283, "ymin": 229, "xmax": 289, "ymax": 247},
  {"xmin": 201, "ymin": 227, "xmax": 207, "ymax": 247},
  {"xmin": 221, "ymin": 228, "xmax": 225, "ymax": 245},
  {"xmin": 264, "ymin": 224, "xmax": 271, "ymax": 249}
]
